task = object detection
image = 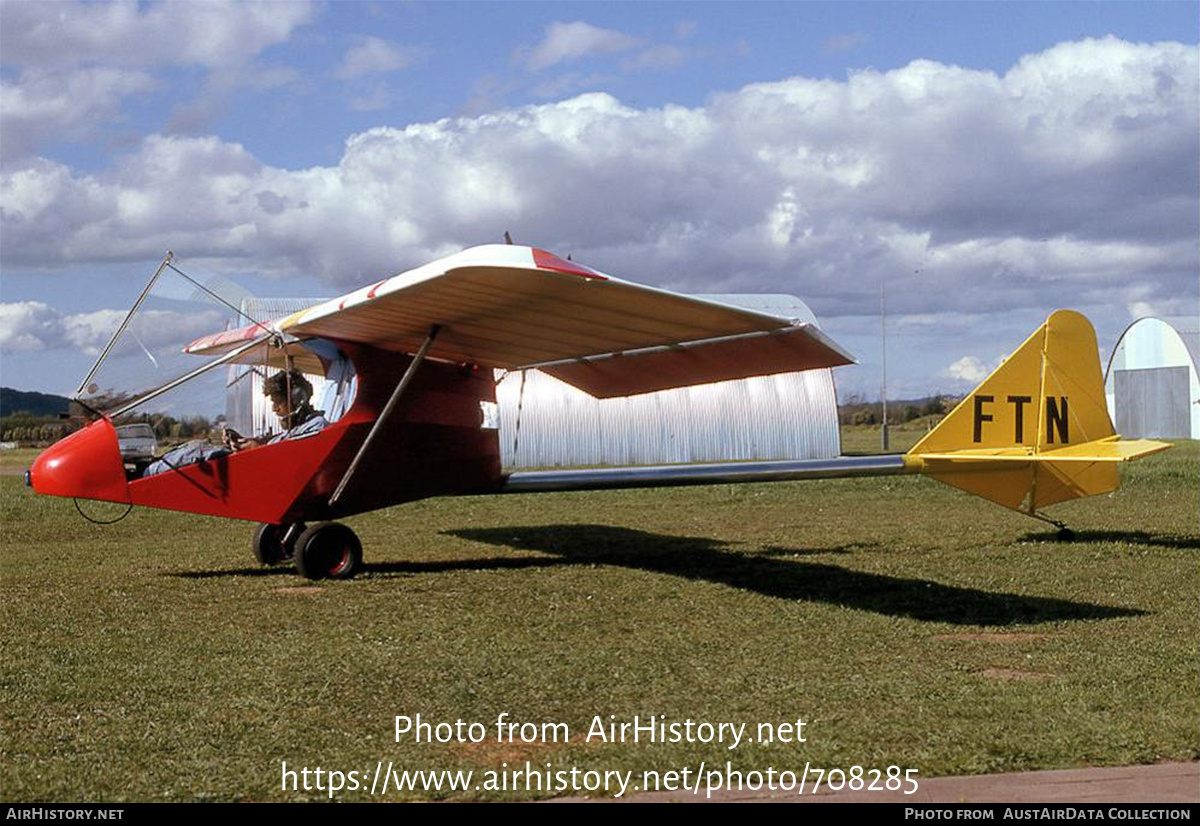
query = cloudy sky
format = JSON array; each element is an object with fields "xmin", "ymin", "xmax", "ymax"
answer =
[{"xmin": 1, "ymin": 1, "xmax": 1197, "ymax": 401}]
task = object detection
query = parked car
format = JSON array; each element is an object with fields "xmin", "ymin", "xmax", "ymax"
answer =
[{"xmin": 115, "ymin": 423, "xmax": 158, "ymax": 462}]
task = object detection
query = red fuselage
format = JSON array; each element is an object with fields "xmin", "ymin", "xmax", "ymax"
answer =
[{"xmin": 29, "ymin": 343, "xmax": 503, "ymax": 524}]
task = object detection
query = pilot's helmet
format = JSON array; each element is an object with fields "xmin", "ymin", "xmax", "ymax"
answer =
[{"xmin": 264, "ymin": 369, "xmax": 313, "ymax": 406}]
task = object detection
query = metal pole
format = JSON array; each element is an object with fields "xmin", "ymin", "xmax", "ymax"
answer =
[
  {"xmin": 76, "ymin": 251, "xmax": 173, "ymax": 398},
  {"xmin": 328, "ymin": 326, "xmax": 441, "ymax": 508},
  {"xmin": 880, "ymin": 281, "xmax": 889, "ymax": 452},
  {"xmin": 283, "ymin": 352, "xmax": 295, "ymax": 429}
]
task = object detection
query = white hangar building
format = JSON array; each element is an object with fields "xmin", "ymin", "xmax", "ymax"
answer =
[
  {"xmin": 227, "ymin": 295, "xmax": 844, "ymax": 470},
  {"xmin": 1105, "ymin": 316, "xmax": 1200, "ymax": 440}
]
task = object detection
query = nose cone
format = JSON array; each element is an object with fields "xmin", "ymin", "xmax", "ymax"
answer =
[{"xmin": 29, "ymin": 418, "xmax": 131, "ymax": 504}]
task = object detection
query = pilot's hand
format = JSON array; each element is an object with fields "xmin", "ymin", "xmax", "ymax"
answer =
[{"xmin": 222, "ymin": 426, "xmax": 259, "ymax": 451}]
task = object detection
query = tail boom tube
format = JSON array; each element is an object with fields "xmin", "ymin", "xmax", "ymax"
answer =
[{"xmin": 501, "ymin": 454, "xmax": 913, "ymax": 494}]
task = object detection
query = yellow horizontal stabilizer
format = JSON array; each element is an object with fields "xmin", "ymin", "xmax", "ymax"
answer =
[
  {"xmin": 916, "ymin": 436, "xmax": 1173, "ymax": 464},
  {"xmin": 914, "ymin": 437, "xmax": 1172, "ymax": 511}
]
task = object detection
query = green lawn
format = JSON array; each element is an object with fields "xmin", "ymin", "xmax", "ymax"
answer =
[
  {"xmin": 839, "ymin": 420, "xmax": 934, "ymax": 454},
  {"xmin": 1, "ymin": 441, "xmax": 1196, "ymax": 801}
]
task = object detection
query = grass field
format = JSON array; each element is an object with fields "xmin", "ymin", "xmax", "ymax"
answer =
[{"xmin": 1, "ymin": 435, "xmax": 1196, "ymax": 802}]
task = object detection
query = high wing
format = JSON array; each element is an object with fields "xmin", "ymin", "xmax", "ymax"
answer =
[
  {"xmin": 186, "ymin": 245, "xmax": 854, "ymax": 398},
  {"xmin": 182, "ymin": 325, "xmax": 329, "ymax": 376}
]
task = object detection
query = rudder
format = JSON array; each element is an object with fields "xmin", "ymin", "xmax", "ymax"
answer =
[
  {"xmin": 911, "ymin": 310, "xmax": 1113, "ymax": 456},
  {"xmin": 907, "ymin": 311, "xmax": 1167, "ymax": 515}
]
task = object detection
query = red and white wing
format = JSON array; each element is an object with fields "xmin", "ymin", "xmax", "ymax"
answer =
[
  {"xmin": 192, "ymin": 245, "xmax": 855, "ymax": 397},
  {"xmin": 183, "ymin": 323, "xmax": 269, "ymax": 356},
  {"xmin": 182, "ymin": 324, "xmax": 329, "ymax": 376}
]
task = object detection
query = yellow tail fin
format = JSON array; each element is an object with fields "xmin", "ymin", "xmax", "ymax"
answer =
[{"xmin": 907, "ymin": 310, "xmax": 1170, "ymax": 513}]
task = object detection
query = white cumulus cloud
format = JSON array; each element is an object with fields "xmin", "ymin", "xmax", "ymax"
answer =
[
  {"xmin": 0, "ymin": 38, "xmax": 1194, "ymax": 328},
  {"xmin": 0, "ymin": 302, "xmax": 63, "ymax": 352},
  {"xmin": 0, "ymin": 68, "xmax": 160, "ymax": 164},
  {"xmin": 0, "ymin": 0, "xmax": 316, "ymax": 69},
  {"xmin": 0, "ymin": 1, "xmax": 317, "ymax": 163},
  {"xmin": 0, "ymin": 301, "xmax": 223, "ymax": 357},
  {"xmin": 621, "ymin": 44, "xmax": 690, "ymax": 72},
  {"xmin": 521, "ymin": 21, "xmax": 641, "ymax": 71},
  {"xmin": 943, "ymin": 355, "xmax": 990, "ymax": 383},
  {"xmin": 336, "ymin": 37, "xmax": 426, "ymax": 79}
]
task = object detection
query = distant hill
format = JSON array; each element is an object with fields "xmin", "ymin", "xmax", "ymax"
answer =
[{"xmin": 0, "ymin": 387, "xmax": 71, "ymax": 417}]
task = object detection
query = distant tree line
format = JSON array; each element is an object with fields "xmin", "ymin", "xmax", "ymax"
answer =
[
  {"xmin": 837, "ymin": 395, "xmax": 958, "ymax": 427},
  {"xmin": 136, "ymin": 414, "xmax": 215, "ymax": 442},
  {"xmin": 0, "ymin": 410, "xmax": 215, "ymax": 446},
  {"xmin": 0, "ymin": 412, "xmax": 72, "ymax": 445},
  {"xmin": 0, "ymin": 387, "xmax": 73, "ymax": 445}
]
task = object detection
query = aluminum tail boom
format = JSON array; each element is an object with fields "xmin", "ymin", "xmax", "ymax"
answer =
[{"xmin": 500, "ymin": 454, "xmax": 914, "ymax": 494}]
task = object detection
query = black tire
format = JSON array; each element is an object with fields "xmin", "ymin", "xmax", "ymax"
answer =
[
  {"xmin": 252, "ymin": 523, "xmax": 287, "ymax": 566},
  {"xmin": 294, "ymin": 522, "xmax": 363, "ymax": 580}
]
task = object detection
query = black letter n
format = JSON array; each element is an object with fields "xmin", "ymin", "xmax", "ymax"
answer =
[{"xmin": 1045, "ymin": 397, "xmax": 1069, "ymax": 444}]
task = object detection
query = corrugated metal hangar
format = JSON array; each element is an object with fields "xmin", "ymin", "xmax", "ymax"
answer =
[
  {"xmin": 495, "ymin": 294, "xmax": 839, "ymax": 468},
  {"xmin": 1105, "ymin": 316, "xmax": 1199, "ymax": 439},
  {"xmin": 228, "ymin": 294, "xmax": 843, "ymax": 470}
]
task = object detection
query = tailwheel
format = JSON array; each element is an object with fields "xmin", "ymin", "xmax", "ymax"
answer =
[
  {"xmin": 1027, "ymin": 510, "xmax": 1074, "ymax": 542},
  {"xmin": 294, "ymin": 522, "xmax": 363, "ymax": 580},
  {"xmin": 252, "ymin": 522, "xmax": 304, "ymax": 566}
]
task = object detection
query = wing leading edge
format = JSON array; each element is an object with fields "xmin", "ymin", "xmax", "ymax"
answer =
[
  {"xmin": 188, "ymin": 245, "xmax": 854, "ymax": 397},
  {"xmin": 285, "ymin": 244, "xmax": 854, "ymax": 396}
]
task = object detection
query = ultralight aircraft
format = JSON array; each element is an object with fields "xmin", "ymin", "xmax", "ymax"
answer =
[{"xmin": 27, "ymin": 244, "xmax": 1171, "ymax": 579}]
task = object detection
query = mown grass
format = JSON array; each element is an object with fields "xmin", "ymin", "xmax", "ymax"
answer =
[
  {"xmin": 1, "ymin": 441, "xmax": 1196, "ymax": 801},
  {"xmin": 840, "ymin": 420, "xmax": 937, "ymax": 454}
]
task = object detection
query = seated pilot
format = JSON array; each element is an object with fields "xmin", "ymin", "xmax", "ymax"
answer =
[{"xmin": 141, "ymin": 370, "xmax": 328, "ymax": 478}]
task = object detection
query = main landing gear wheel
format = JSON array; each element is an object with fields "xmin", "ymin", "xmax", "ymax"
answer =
[
  {"xmin": 252, "ymin": 522, "xmax": 303, "ymax": 566},
  {"xmin": 294, "ymin": 522, "xmax": 363, "ymax": 580}
]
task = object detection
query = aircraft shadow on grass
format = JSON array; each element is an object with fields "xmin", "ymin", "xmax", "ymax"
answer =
[
  {"xmin": 172, "ymin": 555, "xmax": 566, "ymax": 579},
  {"xmin": 445, "ymin": 524, "xmax": 1146, "ymax": 626},
  {"xmin": 173, "ymin": 523, "xmax": 1149, "ymax": 626},
  {"xmin": 1019, "ymin": 529, "xmax": 1200, "ymax": 550}
]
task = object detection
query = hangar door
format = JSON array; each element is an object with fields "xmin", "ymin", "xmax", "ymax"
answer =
[{"xmin": 1113, "ymin": 366, "xmax": 1191, "ymax": 438}]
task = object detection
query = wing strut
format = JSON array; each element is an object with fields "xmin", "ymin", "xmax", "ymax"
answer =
[{"xmin": 328, "ymin": 325, "xmax": 442, "ymax": 508}]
